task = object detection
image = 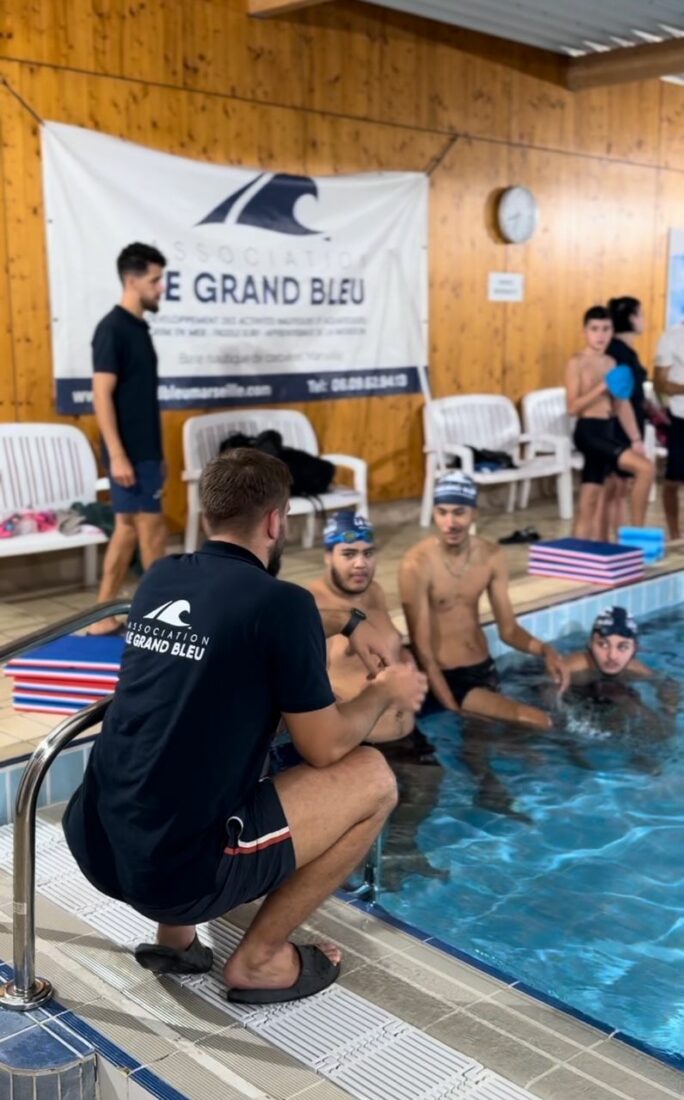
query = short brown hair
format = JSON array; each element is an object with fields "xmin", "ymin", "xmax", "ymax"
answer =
[{"xmin": 199, "ymin": 448, "xmax": 292, "ymax": 535}]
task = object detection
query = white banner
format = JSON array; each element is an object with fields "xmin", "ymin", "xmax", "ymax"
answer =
[{"xmin": 41, "ymin": 123, "xmax": 428, "ymax": 413}]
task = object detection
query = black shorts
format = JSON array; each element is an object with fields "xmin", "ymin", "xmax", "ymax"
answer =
[
  {"xmin": 443, "ymin": 658, "xmax": 501, "ymax": 707},
  {"xmin": 573, "ymin": 418, "xmax": 627, "ymax": 485},
  {"xmin": 136, "ymin": 778, "xmax": 296, "ymax": 926},
  {"xmin": 665, "ymin": 414, "xmax": 684, "ymax": 483}
]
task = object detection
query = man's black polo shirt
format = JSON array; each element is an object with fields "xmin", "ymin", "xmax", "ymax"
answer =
[
  {"xmin": 63, "ymin": 541, "xmax": 335, "ymax": 909},
  {"xmin": 92, "ymin": 305, "xmax": 163, "ymax": 463}
]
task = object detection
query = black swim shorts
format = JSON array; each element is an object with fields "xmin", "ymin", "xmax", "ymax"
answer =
[
  {"xmin": 443, "ymin": 658, "xmax": 501, "ymax": 707},
  {"xmin": 573, "ymin": 417, "xmax": 628, "ymax": 485},
  {"xmin": 665, "ymin": 414, "xmax": 684, "ymax": 483},
  {"xmin": 134, "ymin": 778, "xmax": 296, "ymax": 926}
]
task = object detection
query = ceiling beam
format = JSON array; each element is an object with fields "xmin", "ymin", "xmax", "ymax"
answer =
[
  {"xmin": 248, "ymin": 0, "xmax": 333, "ymax": 16},
  {"xmin": 567, "ymin": 36, "xmax": 684, "ymax": 91}
]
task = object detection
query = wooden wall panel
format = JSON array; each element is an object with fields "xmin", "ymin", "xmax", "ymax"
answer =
[{"xmin": 0, "ymin": 1, "xmax": 684, "ymax": 521}]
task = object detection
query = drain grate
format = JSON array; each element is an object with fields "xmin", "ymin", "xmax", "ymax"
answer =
[{"xmin": 0, "ymin": 821, "xmax": 542, "ymax": 1100}]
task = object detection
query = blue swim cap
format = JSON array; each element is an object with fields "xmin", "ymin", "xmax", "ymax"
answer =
[
  {"xmin": 323, "ymin": 511, "xmax": 374, "ymax": 548},
  {"xmin": 434, "ymin": 472, "xmax": 478, "ymax": 508},
  {"xmin": 592, "ymin": 606, "xmax": 638, "ymax": 640},
  {"xmin": 605, "ymin": 364, "xmax": 634, "ymax": 400}
]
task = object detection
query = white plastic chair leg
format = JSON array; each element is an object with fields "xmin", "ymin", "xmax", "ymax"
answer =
[
  {"xmin": 557, "ymin": 469, "xmax": 574, "ymax": 521},
  {"xmin": 83, "ymin": 544, "xmax": 98, "ymax": 588},
  {"xmin": 302, "ymin": 511, "xmax": 316, "ymax": 549},
  {"xmin": 519, "ymin": 479, "xmax": 531, "ymax": 509},
  {"xmin": 420, "ymin": 455, "xmax": 437, "ymax": 527},
  {"xmin": 505, "ymin": 482, "xmax": 517, "ymax": 513},
  {"xmin": 185, "ymin": 485, "xmax": 200, "ymax": 554}
]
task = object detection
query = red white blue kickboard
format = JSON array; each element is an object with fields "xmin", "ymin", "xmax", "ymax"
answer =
[
  {"xmin": 529, "ymin": 538, "xmax": 645, "ymax": 584},
  {"xmin": 4, "ymin": 634, "xmax": 124, "ymax": 715}
]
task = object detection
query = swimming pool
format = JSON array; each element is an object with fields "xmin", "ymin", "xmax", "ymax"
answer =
[{"xmin": 375, "ymin": 574, "xmax": 684, "ymax": 1069}]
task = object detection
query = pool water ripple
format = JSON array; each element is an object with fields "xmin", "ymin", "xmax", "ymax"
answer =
[{"xmin": 380, "ymin": 604, "xmax": 684, "ymax": 1062}]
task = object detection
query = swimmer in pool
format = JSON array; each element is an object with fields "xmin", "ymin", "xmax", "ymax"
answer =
[
  {"xmin": 399, "ymin": 472, "xmax": 569, "ymax": 820},
  {"xmin": 399, "ymin": 472, "xmax": 568, "ymax": 728},
  {"xmin": 307, "ymin": 510, "xmax": 445, "ymax": 890},
  {"xmin": 559, "ymin": 606, "xmax": 678, "ymax": 766}
]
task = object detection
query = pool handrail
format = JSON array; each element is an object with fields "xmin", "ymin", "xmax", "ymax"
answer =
[{"xmin": 0, "ymin": 600, "xmax": 130, "ymax": 1011}]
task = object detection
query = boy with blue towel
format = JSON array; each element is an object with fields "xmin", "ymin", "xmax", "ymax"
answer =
[{"xmin": 565, "ymin": 306, "xmax": 654, "ymax": 540}]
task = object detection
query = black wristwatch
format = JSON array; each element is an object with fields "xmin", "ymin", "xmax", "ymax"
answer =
[{"xmin": 341, "ymin": 607, "xmax": 367, "ymax": 637}]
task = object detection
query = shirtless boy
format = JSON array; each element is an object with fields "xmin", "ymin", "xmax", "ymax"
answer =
[
  {"xmin": 308, "ymin": 510, "xmax": 428, "ymax": 751},
  {"xmin": 566, "ymin": 305, "xmax": 653, "ymax": 540},
  {"xmin": 399, "ymin": 472, "xmax": 568, "ymax": 730}
]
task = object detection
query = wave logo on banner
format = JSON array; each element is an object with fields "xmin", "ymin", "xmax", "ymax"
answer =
[
  {"xmin": 198, "ymin": 173, "xmax": 323, "ymax": 238},
  {"xmin": 42, "ymin": 122, "xmax": 429, "ymax": 413}
]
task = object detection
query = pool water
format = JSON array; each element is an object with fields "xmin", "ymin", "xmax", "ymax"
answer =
[{"xmin": 378, "ymin": 604, "xmax": 684, "ymax": 1064}]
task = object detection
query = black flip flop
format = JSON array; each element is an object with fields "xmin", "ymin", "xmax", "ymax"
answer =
[
  {"xmin": 227, "ymin": 944, "xmax": 340, "ymax": 1005},
  {"xmin": 134, "ymin": 935, "xmax": 213, "ymax": 975},
  {"xmin": 498, "ymin": 528, "xmax": 540, "ymax": 545}
]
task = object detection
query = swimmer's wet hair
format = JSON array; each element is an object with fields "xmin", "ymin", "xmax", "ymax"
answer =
[{"xmin": 200, "ymin": 447, "xmax": 292, "ymax": 535}]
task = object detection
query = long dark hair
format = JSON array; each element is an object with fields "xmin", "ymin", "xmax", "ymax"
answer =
[{"xmin": 607, "ymin": 296, "xmax": 641, "ymax": 335}]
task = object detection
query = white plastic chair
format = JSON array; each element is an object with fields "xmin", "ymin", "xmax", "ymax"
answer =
[
  {"xmin": 520, "ymin": 387, "xmax": 583, "ymax": 509},
  {"xmin": 420, "ymin": 395, "xmax": 573, "ymax": 527},
  {"xmin": 0, "ymin": 424, "xmax": 107, "ymax": 585},
  {"xmin": 183, "ymin": 410, "xmax": 369, "ymax": 552}
]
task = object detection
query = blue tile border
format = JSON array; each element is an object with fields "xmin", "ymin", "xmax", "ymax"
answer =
[{"xmin": 130, "ymin": 1066, "xmax": 192, "ymax": 1100}]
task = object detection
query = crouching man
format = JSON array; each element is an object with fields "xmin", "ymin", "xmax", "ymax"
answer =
[{"xmin": 63, "ymin": 449, "xmax": 427, "ymax": 1005}]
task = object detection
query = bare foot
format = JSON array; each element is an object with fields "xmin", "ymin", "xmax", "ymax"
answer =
[
  {"xmin": 86, "ymin": 617, "xmax": 123, "ymax": 636},
  {"xmin": 223, "ymin": 940, "xmax": 341, "ymax": 990}
]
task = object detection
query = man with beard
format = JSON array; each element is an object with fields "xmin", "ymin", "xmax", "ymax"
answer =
[
  {"xmin": 89, "ymin": 243, "xmax": 168, "ymax": 636},
  {"xmin": 308, "ymin": 511, "xmax": 423, "ymax": 748},
  {"xmin": 306, "ymin": 510, "xmax": 444, "ymax": 890},
  {"xmin": 64, "ymin": 449, "xmax": 428, "ymax": 1004}
]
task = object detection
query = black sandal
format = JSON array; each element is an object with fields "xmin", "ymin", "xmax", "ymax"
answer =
[
  {"xmin": 134, "ymin": 935, "xmax": 213, "ymax": 975},
  {"xmin": 227, "ymin": 944, "xmax": 340, "ymax": 1005}
]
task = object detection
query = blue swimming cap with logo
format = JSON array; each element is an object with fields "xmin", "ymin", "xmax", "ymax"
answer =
[
  {"xmin": 433, "ymin": 472, "xmax": 478, "ymax": 508},
  {"xmin": 592, "ymin": 606, "xmax": 638, "ymax": 640},
  {"xmin": 323, "ymin": 511, "xmax": 375, "ymax": 548}
]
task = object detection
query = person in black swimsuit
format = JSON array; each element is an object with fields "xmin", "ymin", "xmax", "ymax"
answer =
[{"xmin": 601, "ymin": 297, "xmax": 650, "ymax": 539}]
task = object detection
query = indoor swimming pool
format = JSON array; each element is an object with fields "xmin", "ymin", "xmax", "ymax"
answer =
[{"xmin": 377, "ymin": 590, "xmax": 684, "ymax": 1068}]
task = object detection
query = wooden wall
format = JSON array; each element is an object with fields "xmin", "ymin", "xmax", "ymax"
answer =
[{"xmin": 2, "ymin": 0, "xmax": 684, "ymax": 528}]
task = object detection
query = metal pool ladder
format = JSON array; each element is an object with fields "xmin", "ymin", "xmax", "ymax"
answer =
[{"xmin": 0, "ymin": 601, "xmax": 130, "ymax": 1012}]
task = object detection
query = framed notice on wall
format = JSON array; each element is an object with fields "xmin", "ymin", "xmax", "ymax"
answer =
[{"xmin": 666, "ymin": 228, "xmax": 684, "ymax": 328}]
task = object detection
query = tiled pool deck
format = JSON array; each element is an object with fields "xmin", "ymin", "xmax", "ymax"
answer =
[{"xmin": 0, "ymin": 504, "xmax": 682, "ymax": 1098}]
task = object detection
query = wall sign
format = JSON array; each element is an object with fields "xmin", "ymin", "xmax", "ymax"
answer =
[{"xmin": 488, "ymin": 272, "xmax": 525, "ymax": 302}]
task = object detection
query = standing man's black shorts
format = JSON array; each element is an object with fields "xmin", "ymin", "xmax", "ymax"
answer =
[{"xmin": 665, "ymin": 414, "xmax": 684, "ymax": 483}]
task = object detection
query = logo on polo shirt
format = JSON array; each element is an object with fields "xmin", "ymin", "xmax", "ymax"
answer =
[
  {"xmin": 126, "ymin": 598, "xmax": 210, "ymax": 663},
  {"xmin": 144, "ymin": 600, "xmax": 192, "ymax": 628}
]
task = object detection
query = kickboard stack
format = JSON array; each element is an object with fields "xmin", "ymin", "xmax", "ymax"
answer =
[
  {"xmin": 4, "ymin": 635, "xmax": 125, "ymax": 715},
  {"xmin": 528, "ymin": 538, "xmax": 645, "ymax": 585}
]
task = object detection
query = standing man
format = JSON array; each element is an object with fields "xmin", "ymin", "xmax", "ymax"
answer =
[
  {"xmin": 654, "ymin": 323, "xmax": 684, "ymax": 539},
  {"xmin": 64, "ymin": 449, "xmax": 427, "ymax": 1003},
  {"xmin": 89, "ymin": 243, "xmax": 167, "ymax": 635}
]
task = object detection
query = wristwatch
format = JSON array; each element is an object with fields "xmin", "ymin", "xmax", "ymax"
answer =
[{"xmin": 341, "ymin": 607, "xmax": 367, "ymax": 637}]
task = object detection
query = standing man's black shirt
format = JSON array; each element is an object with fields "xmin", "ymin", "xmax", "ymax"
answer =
[
  {"xmin": 607, "ymin": 336, "xmax": 647, "ymax": 435},
  {"xmin": 63, "ymin": 541, "xmax": 335, "ymax": 909},
  {"xmin": 92, "ymin": 305, "xmax": 163, "ymax": 463}
]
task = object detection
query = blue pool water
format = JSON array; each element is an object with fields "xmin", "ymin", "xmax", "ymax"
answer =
[{"xmin": 379, "ymin": 604, "xmax": 684, "ymax": 1063}]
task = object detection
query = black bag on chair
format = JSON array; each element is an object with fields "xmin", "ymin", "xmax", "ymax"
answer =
[{"xmin": 219, "ymin": 430, "xmax": 336, "ymax": 498}]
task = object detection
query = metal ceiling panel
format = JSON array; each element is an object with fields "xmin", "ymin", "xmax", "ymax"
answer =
[{"xmin": 359, "ymin": 0, "xmax": 684, "ymax": 56}]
